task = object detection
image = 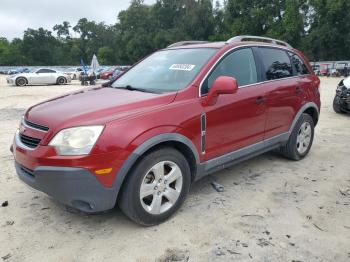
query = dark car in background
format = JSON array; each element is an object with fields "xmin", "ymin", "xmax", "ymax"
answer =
[{"xmin": 334, "ymin": 77, "xmax": 350, "ymax": 114}]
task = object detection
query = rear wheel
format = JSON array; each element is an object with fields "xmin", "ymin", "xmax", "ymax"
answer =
[
  {"xmin": 118, "ymin": 148, "xmax": 191, "ymax": 226},
  {"xmin": 16, "ymin": 77, "xmax": 27, "ymax": 86},
  {"xmin": 57, "ymin": 77, "xmax": 66, "ymax": 85},
  {"xmin": 280, "ymin": 113, "xmax": 314, "ymax": 160}
]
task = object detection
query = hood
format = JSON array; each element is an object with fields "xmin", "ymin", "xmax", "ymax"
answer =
[
  {"xmin": 343, "ymin": 77, "xmax": 350, "ymax": 89},
  {"xmin": 12, "ymin": 73, "xmax": 35, "ymax": 78},
  {"xmin": 25, "ymin": 87, "xmax": 176, "ymax": 130}
]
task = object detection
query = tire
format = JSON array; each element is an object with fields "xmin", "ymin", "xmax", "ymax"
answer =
[
  {"xmin": 118, "ymin": 148, "xmax": 191, "ymax": 226},
  {"xmin": 280, "ymin": 113, "xmax": 314, "ymax": 161},
  {"xmin": 333, "ymin": 96, "xmax": 344, "ymax": 114},
  {"xmin": 57, "ymin": 77, "xmax": 67, "ymax": 85},
  {"xmin": 16, "ymin": 77, "xmax": 27, "ymax": 86}
]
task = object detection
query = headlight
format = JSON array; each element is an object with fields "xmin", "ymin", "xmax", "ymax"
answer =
[{"xmin": 49, "ymin": 126, "xmax": 104, "ymax": 155}]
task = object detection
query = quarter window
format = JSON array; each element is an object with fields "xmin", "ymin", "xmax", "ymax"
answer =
[
  {"xmin": 259, "ymin": 48, "xmax": 293, "ymax": 80},
  {"xmin": 202, "ymin": 48, "xmax": 257, "ymax": 94},
  {"xmin": 288, "ymin": 52, "xmax": 310, "ymax": 75},
  {"xmin": 37, "ymin": 69, "xmax": 55, "ymax": 73}
]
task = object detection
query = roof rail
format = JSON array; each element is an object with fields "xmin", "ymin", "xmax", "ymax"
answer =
[
  {"xmin": 167, "ymin": 41, "xmax": 210, "ymax": 48},
  {"xmin": 226, "ymin": 35, "xmax": 292, "ymax": 48}
]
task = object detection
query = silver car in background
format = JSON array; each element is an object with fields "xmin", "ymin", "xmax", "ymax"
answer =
[
  {"xmin": 6, "ymin": 68, "xmax": 71, "ymax": 86},
  {"xmin": 64, "ymin": 67, "xmax": 83, "ymax": 80}
]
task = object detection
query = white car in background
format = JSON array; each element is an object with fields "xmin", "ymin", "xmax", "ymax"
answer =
[
  {"xmin": 64, "ymin": 67, "xmax": 83, "ymax": 80},
  {"xmin": 6, "ymin": 68, "xmax": 71, "ymax": 86}
]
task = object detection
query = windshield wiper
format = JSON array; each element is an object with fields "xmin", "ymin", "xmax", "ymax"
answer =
[{"xmin": 114, "ymin": 85, "xmax": 158, "ymax": 94}]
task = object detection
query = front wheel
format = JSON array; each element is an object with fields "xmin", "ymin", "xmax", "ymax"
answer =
[
  {"xmin": 16, "ymin": 77, "xmax": 27, "ymax": 86},
  {"xmin": 280, "ymin": 113, "xmax": 314, "ymax": 161},
  {"xmin": 118, "ymin": 148, "xmax": 191, "ymax": 226}
]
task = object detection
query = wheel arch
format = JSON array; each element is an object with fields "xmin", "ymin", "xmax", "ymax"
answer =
[
  {"xmin": 303, "ymin": 106, "xmax": 319, "ymax": 126},
  {"xmin": 112, "ymin": 133, "xmax": 200, "ymax": 202},
  {"xmin": 57, "ymin": 76, "xmax": 67, "ymax": 84},
  {"xmin": 289, "ymin": 102, "xmax": 319, "ymax": 133},
  {"xmin": 16, "ymin": 76, "xmax": 28, "ymax": 85}
]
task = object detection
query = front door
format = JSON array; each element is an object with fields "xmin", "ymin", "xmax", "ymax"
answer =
[
  {"xmin": 32, "ymin": 69, "xmax": 51, "ymax": 84},
  {"xmin": 200, "ymin": 48, "xmax": 267, "ymax": 161}
]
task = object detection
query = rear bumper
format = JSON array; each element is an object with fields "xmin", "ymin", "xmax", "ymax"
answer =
[{"xmin": 15, "ymin": 162, "xmax": 117, "ymax": 213}]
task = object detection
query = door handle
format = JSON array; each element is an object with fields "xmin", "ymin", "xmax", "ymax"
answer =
[
  {"xmin": 295, "ymin": 86, "xmax": 303, "ymax": 94},
  {"xmin": 256, "ymin": 96, "xmax": 266, "ymax": 105}
]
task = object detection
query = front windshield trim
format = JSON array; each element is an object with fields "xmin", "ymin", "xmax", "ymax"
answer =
[{"xmin": 111, "ymin": 48, "xmax": 218, "ymax": 93}]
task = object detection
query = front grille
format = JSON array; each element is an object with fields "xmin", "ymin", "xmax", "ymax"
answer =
[
  {"xmin": 19, "ymin": 134, "xmax": 41, "ymax": 148},
  {"xmin": 20, "ymin": 165, "xmax": 35, "ymax": 178},
  {"xmin": 24, "ymin": 118, "xmax": 49, "ymax": 132}
]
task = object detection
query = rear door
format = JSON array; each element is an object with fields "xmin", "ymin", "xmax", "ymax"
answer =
[
  {"xmin": 288, "ymin": 51, "xmax": 313, "ymax": 103},
  {"xmin": 257, "ymin": 47, "xmax": 302, "ymax": 139},
  {"xmin": 200, "ymin": 47, "xmax": 267, "ymax": 160}
]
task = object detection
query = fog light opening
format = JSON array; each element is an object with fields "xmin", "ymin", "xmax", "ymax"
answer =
[{"xmin": 72, "ymin": 200, "xmax": 95, "ymax": 212}]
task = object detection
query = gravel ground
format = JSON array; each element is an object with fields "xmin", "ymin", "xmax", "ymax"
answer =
[{"xmin": 0, "ymin": 75, "xmax": 349, "ymax": 262}]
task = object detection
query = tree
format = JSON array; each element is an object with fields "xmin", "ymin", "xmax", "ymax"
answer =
[
  {"xmin": 1, "ymin": 0, "xmax": 350, "ymax": 66},
  {"xmin": 53, "ymin": 21, "xmax": 71, "ymax": 39},
  {"xmin": 22, "ymin": 28, "xmax": 59, "ymax": 65},
  {"xmin": 98, "ymin": 46, "xmax": 114, "ymax": 65},
  {"xmin": 304, "ymin": 0, "xmax": 350, "ymax": 60}
]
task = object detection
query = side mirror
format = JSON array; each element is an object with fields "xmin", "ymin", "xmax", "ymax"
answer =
[{"xmin": 203, "ymin": 76, "xmax": 238, "ymax": 106}]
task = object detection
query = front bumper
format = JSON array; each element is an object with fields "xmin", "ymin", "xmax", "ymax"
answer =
[
  {"xmin": 12, "ymin": 129, "xmax": 127, "ymax": 213},
  {"xmin": 15, "ymin": 162, "xmax": 116, "ymax": 213},
  {"xmin": 7, "ymin": 78, "xmax": 15, "ymax": 85}
]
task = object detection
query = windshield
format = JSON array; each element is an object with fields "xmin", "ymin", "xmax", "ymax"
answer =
[{"xmin": 112, "ymin": 48, "xmax": 217, "ymax": 93}]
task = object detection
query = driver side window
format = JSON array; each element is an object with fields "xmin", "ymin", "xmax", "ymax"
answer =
[{"xmin": 202, "ymin": 48, "xmax": 258, "ymax": 95}]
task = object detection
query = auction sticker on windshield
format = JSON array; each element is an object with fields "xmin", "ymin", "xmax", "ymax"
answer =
[{"xmin": 169, "ymin": 64, "xmax": 196, "ymax": 71}]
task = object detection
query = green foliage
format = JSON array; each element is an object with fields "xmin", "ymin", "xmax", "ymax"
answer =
[
  {"xmin": 0, "ymin": 0, "xmax": 349, "ymax": 66},
  {"xmin": 98, "ymin": 46, "xmax": 114, "ymax": 65}
]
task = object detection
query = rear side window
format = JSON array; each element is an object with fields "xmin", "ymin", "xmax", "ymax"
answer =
[
  {"xmin": 202, "ymin": 48, "xmax": 257, "ymax": 94},
  {"xmin": 259, "ymin": 48, "xmax": 293, "ymax": 80},
  {"xmin": 288, "ymin": 52, "xmax": 310, "ymax": 75}
]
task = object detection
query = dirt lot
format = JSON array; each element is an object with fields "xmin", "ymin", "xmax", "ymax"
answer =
[{"xmin": 0, "ymin": 75, "xmax": 349, "ymax": 262}]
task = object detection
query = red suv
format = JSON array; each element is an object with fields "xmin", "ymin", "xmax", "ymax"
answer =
[{"xmin": 12, "ymin": 36, "xmax": 320, "ymax": 225}]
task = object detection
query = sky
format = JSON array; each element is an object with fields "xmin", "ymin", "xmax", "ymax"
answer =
[{"xmin": 0, "ymin": 0, "xmax": 156, "ymax": 40}]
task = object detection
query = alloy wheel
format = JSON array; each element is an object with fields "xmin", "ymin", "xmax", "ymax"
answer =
[
  {"xmin": 296, "ymin": 122, "xmax": 312, "ymax": 154},
  {"xmin": 17, "ymin": 78, "xmax": 26, "ymax": 86},
  {"xmin": 140, "ymin": 161, "xmax": 183, "ymax": 215}
]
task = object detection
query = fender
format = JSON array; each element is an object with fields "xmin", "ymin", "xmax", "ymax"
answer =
[
  {"xmin": 111, "ymin": 132, "xmax": 200, "ymax": 199},
  {"xmin": 289, "ymin": 102, "xmax": 319, "ymax": 133}
]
